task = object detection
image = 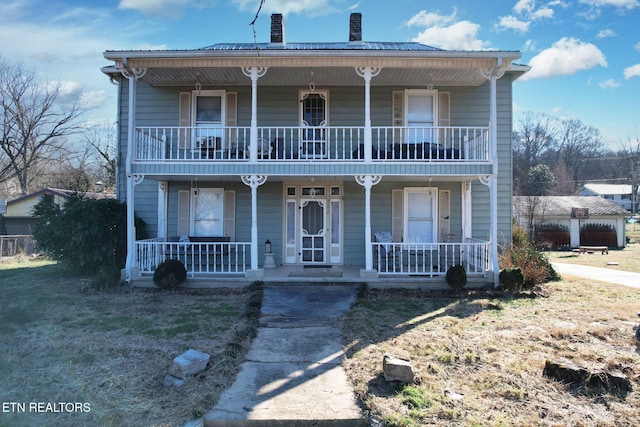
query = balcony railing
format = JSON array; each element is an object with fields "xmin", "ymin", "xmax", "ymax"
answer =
[
  {"xmin": 136, "ymin": 238, "xmax": 250, "ymax": 276},
  {"xmin": 372, "ymin": 239, "xmax": 490, "ymax": 276},
  {"xmin": 133, "ymin": 126, "xmax": 489, "ymax": 163}
]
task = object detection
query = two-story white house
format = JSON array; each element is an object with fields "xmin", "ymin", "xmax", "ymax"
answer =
[{"xmin": 102, "ymin": 13, "xmax": 529, "ymax": 286}]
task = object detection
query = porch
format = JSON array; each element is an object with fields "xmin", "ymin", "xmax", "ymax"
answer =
[
  {"xmin": 133, "ymin": 238, "xmax": 490, "ymax": 282},
  {"xmin": 134, "ymin": 125, "xmax": 489, "ymax": 163}
]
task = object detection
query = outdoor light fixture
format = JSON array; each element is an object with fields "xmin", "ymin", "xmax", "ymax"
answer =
[
  {"xmin": 192, "ymin": 178, "xmax": 199, "ymax": 197},
  {"xmin": 308, "ymin": 71, "xmax": 316, "ymax": 92},
  {"xmin": 265, "ymin": 239, "xmax": 272, "ymax": 253}
]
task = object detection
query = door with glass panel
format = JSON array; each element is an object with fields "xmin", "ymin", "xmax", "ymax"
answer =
[
  {"xmin": 300, "ymin": 198, "xmax": 326, "ymax": 263},
  {"xmin": 300, "ymin": 91, "xmax": 327, "ymax": 158}
]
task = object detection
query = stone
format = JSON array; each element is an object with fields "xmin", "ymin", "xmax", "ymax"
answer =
[
  {"xmin": 383, "ymin": 353, "xmax": 415, "ymax": 384},
  {"xmin": 168, "ymin": 349, "xmax": 211, "ymax": 379},
  {"xmin": 163, "ymin": 374, "xmax": 185, "ymax": 388}
]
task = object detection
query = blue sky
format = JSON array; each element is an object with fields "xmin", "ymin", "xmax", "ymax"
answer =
[{"xmin": 1, "ymin": 0, "xmax": 639, "ymax": 148}]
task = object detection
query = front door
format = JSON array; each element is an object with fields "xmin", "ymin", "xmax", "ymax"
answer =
[
  {"xmin": 284, "ymin": 184, "xmax": 342, "ymax": 265},
  {"xmin": 300, "ymin": 198, "xmax": 326, "ymax": 263}
]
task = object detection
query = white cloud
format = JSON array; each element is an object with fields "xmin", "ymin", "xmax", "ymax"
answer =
[
  {"xmin": 531, "ymin": 6, "xmax": 555, "ymax": 19},
  {"xmin": 598, "ymin": 78, "xmax": 620, "ymax": 88},
  {"xmin": 521, "ymin": 37, "xmax": 607, "ymax": 80},
  {"xmin": 232, "ymin": 0, "xmax": 337, "ymax": 16},
  {"xmin": 497, "ymin": 15, "xmax": 530, "ymax": 33},
  {"xmin": 579, "ymin": 0, "xmax": 640, "ymax": 10},
  {"xmin": 624, "ymin": 64, "xmax": 640, "ymax": 78},
  {"xmin": 406, "ymin": 9, "xmax": 457, "ymax": 27},
  {"xmin": 408, "ymin": 10, "xmax": 488, "ymax": 50},
  {"xmin": 597, "ymin": 29, "xmax": 616, "ymax": 38},
  {"xmin": 118, "ymin": 0, "xmax": 190, "ymax": 18},
  {"xmin": 514, "ymin": 0, "xmax": 535, "ymax": 14},
  {"xmin": 635, "ymin": 42, "xmax": 640, "ymax": 51}
]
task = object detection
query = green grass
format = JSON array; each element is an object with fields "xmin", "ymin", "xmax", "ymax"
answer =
[{"xmin": 0, "ymin": 258, "xmax": 259, "ymax": 427}]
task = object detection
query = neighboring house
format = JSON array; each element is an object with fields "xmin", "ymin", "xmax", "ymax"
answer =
[
  {"xmin": 578, "ymin": 183, "xmax": 635, "ymax": 212},
  {"xmin": 513, "ymin": 196, "xmax": 628, "ymax": 248},
  {"xmin": 101, "ymin": 13, "xmax": 529, "ymax": 285},
  {"xmin": 1, "ymin": 188, "xmax": 115, "ymax": 235}
]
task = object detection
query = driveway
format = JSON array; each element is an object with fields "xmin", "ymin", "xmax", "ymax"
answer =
[{"xmin": 552, "ymin": 262, "xmax": 640, "ymax": 289}]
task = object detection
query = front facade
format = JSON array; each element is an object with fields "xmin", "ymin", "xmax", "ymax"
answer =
[{"xmin": 102, "ymin": 13, "xmax": 528, "ymax": 285}]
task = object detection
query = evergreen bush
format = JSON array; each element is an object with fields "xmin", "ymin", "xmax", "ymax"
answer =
[
  {"xmin": 153, "ymin": 259, "xmax": 187, "ymax": 289},
  {"xmin": 445, "ymin": 264, "xmax": 467, "ymax": 292},
  {"xmin": 32, "ymin": 194, "xmax": 147, "ymax": 274},
  {"xmin": 499, "ymin": 267, "xmax": 525, "ymax": 292}
]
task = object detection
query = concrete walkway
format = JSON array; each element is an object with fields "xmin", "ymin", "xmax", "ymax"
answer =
[
  {"xmin": 552, "ymin": 262, "xmax": 640, "ymax": 289},
  {"xmin": 204, "ymin": 283, "xmax": 366, "ymax": 426}
]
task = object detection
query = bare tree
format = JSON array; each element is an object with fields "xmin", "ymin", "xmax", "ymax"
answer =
[
  {"xmin": 82, "ymin": 123, "xmax": 117, "ymax": 191},
  {"xmin": 512, "ymin": 112, "xmax": 557, "ymax": 195},
  {"xmin": 555, "ymin": 118, "xmax": 603, "ymax": 186},
  {"xmin": 0, "ymin": 57, "xmax": 83, "ymax": 195},
  {"xmin": 619, "ymin": 132, "xmax": 640, "ymax": 214}
]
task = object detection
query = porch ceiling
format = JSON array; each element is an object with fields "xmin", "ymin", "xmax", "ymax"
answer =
[{"xmin": 136, "ymin": 66, "xmax": 491, "ymax": 87}]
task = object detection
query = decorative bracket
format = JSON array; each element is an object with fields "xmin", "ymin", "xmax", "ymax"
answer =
[
  {"xmin": 479, "ymin": 175, "xmax": 491, "ymax": 187},
  {"xmin": 120, "ymin": 58, "xmax": 147, "ymax": 80},
  {"xmin": 132, "ymin": 174, "xmax": 145, "ymax": 186},
  {"xmin": 355, "ymin": 175, "xmax": 382, "ymax": 189},
  {"xmin": 355, "ymin": 66, "xmax": 382, "ymax": 80},
  {"xmin": 241, "ymin": 175, "xmax": 268, "ymax": 188},
  {"xmin": 242, "ymin": 66, "xmax": 268, "ymax": 79}
]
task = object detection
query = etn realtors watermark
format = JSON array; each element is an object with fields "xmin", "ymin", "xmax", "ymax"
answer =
[{"xmin": 2, "ymin": 401, "xmax": 91, "ymax": 413}]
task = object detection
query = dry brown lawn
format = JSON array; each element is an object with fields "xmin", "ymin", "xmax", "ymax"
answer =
[
  {"xmin": 0, "ymin": 259, "xmax": 260, "ymax": 427},
  {"xmin": 548, "ymin": 223, "xmax": 640, "ymax": 273},
  {"xmin": 341, "ymin": 253, "xmax": 640, "ymax": 426}
]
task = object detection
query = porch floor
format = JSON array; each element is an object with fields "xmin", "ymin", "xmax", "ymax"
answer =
[{"xmin": 132, "ymin": 265, "xmax": 492, "ymax": 290}]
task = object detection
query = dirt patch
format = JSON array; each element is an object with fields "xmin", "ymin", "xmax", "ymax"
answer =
[
  {"xmin": 0, "ymin": 260, "xmax": 261, "ymax": 427},
  {"xmin": 341, "ymin": 280, "xmax": 640, "ymax": 426}
]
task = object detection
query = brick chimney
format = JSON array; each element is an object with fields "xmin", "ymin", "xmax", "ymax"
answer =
[
  {"xmin": 271, "ymin": 14, "xmax": 285, "ymax": 44},
  {"xmin": 349, "ymin": 13, "xmax": 362, "ymax": 43}
]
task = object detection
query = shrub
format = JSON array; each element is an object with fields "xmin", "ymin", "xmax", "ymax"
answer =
[
  {"xmin": 153, "ymin": 259, "xmax": 187, "ymax": 289},
  {"xmin": 32, "ymin": 194, "xmax": 147, "ymax": 274},
  {"xmin": 499, "ymin": 267, "xmax": 525, "ymax": 292},
  {"xmin": 499, "ymin": 237, "xmax": 560, "ymax": 289},
  {"xmin": 445, "ymin": 264, "xmax": 467, "ymax": 292}
]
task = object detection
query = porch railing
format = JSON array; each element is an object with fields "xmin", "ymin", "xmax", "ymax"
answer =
[
  {"xmin": 133, "ymin": 126, "xmax": 489, "ymax": 162},
  {"xmin": 372, "ymin": 239, "xmax": 490, "ymax": 276},
  {"xmin": 136, "ymin": 238, "xmax": 250, "ymax": 276}
]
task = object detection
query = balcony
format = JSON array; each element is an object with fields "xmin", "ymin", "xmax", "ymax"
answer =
[{"xmin": 133, "ymin": 125, "xmax": 490, "ymax": 164}]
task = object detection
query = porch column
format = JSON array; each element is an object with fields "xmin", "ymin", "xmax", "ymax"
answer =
[
  {"xmin": 242, "ymin": 67, "xmax": 268, "ymax": 163},
  {"xmin": 355, "ymin": 67, "xmax": 381, "ymax": 162},
  {"xmin": 461, "ymin": 182, "xmax": 472, "ymax": 240},
  {"xmin": 120, "ymin": 61, "xmax": 147, "ymax": 282},
  {"xmin": 481, "ymin": 60, "xmax": 505, "ymax": 288},
  {"xmin": 157, "ymin": 181, "xmax": 168, "ymax": 239},
  {"xmin": 241, "ymin": 175, "xmax": 268, "ymax": 274},
  {"xmin": 355, "ymin": 175, "xmax": 382, "ymax": 272}
]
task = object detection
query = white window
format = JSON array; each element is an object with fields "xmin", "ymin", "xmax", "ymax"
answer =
[
  {"xmin": 404, "ymin": 187, "xmax": 438, "ymax": 243},
  {"xmin": 193, "ymin": 90, "xmax": 226, "ymax": 153},
  {"xmin": 191, "ymin": 188, "xmax": 224, "ymax": 236},
  {"xmin": 405, "ymin": 90, "xmax": 437, "ymax": 144}
]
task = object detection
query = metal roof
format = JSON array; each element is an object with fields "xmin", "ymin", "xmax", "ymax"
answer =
[
  {"xmin": 513, "ymin": 196, "xmax": 629, "ymax": 217},
  {"xmin": 199, "ymin": 41, "xmax": 444, "ymax": 52}
]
